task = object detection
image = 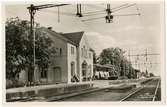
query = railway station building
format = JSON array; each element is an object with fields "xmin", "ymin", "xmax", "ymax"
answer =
[{"xmin": 19, "ymin": 27, "xmax": 93, "ymax": 84}]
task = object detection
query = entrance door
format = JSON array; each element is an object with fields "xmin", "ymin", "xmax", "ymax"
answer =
[
  {"xmin": 53, "ymin": 67, "xmax": 61, "ymax": 83},
  {"xmin": 71, "ymin": 62, "xmax": 75, "ymax": 82},
  {"xmin": 82, "ymin": 61, "xmax": 87, "ymax": 81}
]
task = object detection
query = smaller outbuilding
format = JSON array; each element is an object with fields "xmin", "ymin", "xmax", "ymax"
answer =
[{"xmin": 93, "ymin": 64, "xmax": 118, "ymax": 80}]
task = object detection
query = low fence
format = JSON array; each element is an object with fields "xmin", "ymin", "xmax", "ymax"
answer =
[
  {"xmin": 109, "ymin": 78, "xmax": 153, "ymax": 85},
  {"xmin": 6, "ymin": 82, "xmax": 93, "ymax": 102}
]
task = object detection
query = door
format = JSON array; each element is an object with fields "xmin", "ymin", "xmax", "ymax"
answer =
[{"xmin": 53, "ymin": 67, "xmax": 61, "ymax": 83}]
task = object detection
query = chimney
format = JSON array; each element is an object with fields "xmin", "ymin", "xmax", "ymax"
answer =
[
  {"xmin": 59, "ymin": 32, "xmax": 63, "ymax": 34},
  {"xmin": 48, "ymin": 27, "xmax": 52, "ymax": 30}
]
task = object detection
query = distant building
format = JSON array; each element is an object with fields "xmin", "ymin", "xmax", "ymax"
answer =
[{"xmin": 19, "ymin": 27, "xmax": 93, "ymax": 84}]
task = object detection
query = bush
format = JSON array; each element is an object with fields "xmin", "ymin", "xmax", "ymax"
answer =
[
  {"xmin": 6, "ymin": 79, "xmax": 14, "ymax": 89},
  {"xmin": 6, "ymin": 79, "xmax": 25, "ymax": 89},
  {"xmin": 118, "ymin": 76, "xmax": 128, "ymax": 80}
]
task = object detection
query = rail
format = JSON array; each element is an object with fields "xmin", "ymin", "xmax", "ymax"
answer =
[
  {"xmin": 120, "ymin": 87, "xmax": 143, "ymax": 101},
  {"xmin": 120, "ymin": 78, "xmax": 160, "ymax": 101},
  {"xmin": 152, "ymin": 80, "xmax": 160, "ymax": 101}
]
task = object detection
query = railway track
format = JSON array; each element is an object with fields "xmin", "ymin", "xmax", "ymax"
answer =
[{"xmin": 120, "ymin": 78, "xmax": 161, "ymax": 101}]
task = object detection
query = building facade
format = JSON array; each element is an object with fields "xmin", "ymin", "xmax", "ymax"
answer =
[{"xmin": 19, "ymin": 27, "xmax": 93, "ymax": 84}]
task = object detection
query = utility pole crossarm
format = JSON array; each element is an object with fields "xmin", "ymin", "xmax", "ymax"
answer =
[{"xmin": 27, "ymin": 4, "xmax": 69, "ymax": 10}]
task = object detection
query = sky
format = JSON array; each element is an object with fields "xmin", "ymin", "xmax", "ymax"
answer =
[{"xmin": 4, "ymin": 2, "xmax": 164, "ymax": 75}]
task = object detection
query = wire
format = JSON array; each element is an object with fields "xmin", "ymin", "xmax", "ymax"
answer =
[
  {"xmin": 35, "ymin": 4, "xmax": 69, "ymax": 10},
  {"xmin": 83, "ymin": 4, "xmax": 129, "ymax": 16},
  {"xmin": 112, "ymin": 3, "xmax": 136, "ymax": 13},
  {"xmin": 86, "ymin": 4, "xmax": 106, "ymax": 10},
  {"xmin": 83, "ymin": 10, "xmax": 105, "ymax": 14},
  {"xmin": 111, "ymin": 3, "xmax": 129, "ymax": 10},
  {"xmin": 113, "ymin": 13, "xmax": 140, "ymax": 16},
  {"xmin": 83, "ymin": 12, "xmax": 106, "ymax": 17},
  {"xmin": 82, "ymin": 16, "xmax": 105, "ymax": 22},
  {"xmin": 39, "ymin": 9, "xmax": 75, "ymax": 17},
  {"xmin": 82, "ymin": 13, "xmax": 140, "ymax": 22}
]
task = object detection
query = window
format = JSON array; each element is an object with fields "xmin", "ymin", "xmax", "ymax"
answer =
[
  {"xmin": 88, "ymin": 65, "xmax": 92, "ymax": 80},
  {"xmin": 85, "ymin": 49, "xmax": 88, "ymax": 58},
  {"xmin": 81, "ymin": 48, "xmax": 84, "ymax": 57},
  {"xmin": 82, "ymin": 61, "xmax": 88, "ymax": 81},
  {"xmin": 71, "ymin": 46, "xmax": 74, "ymax": 55},
  {"xmin": 82, "ymin": 46, "xmax": 88, "ymax": 58},
  {"xmin": 71, "ymin": 62, "xmax": 75, "ymax": 76},
  {"xmin": 82, "ymin": 63, "xmax": 87, "ymax": 77},
  {"xmin": 60, "ymin": 48, "xmax": 62, "ymax": 56},
  {"xmin": 89, "ymin": 53, "xmax": 91, "ymax": 59},
  {"xmin": 83, "ymin": 46, "xmax": 86, "ymax": 57},
  {"xmin": 41, "ymin": 70, "xmax": 47, "ymax": 78}
]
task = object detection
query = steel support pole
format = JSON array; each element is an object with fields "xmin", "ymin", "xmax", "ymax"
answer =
[
  {"xmin": 79, "ymin": 4, "xmax": 82, "ymax": 17},
  {"xmin": 76, "ymin": 4, "xmax": 79, "ymax": 15},
  {"xmin": 29, "ymin": 4, "xmax": 36, "ymax": 85}
]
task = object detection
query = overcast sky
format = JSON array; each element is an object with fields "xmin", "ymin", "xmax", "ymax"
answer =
[{"xmin": 4, "ymin": 2, "xmax": 164, "ymax": 75}]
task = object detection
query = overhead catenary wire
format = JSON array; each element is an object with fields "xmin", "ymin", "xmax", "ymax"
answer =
[
  {"xmin": 125, "ymin": 49, "xmax": 160, "ymax": 73},
  {"xmin": 82, "ymin": 3, "xmax": 129, "ymax": 15},
  {"xmin": 111, "ymin": 3, "xmax": 129, "ymax": 10},
  {"xmin": 112, "ymin": 13, "xmax": 140, "ymax": 16},
  {"xmin": 39, "ymin": 9, "xmax": 75, "ymax": 17},
  {"xmin": 81, "ymin": 3, "xmax": 140, "ymax": 22},
  {"xmin": 112, "ymin": 3, "xmax": 136, "ymax": 13},
  {"xmin": 82, "ymin": 13, "xmax": 140, "ymax": 22},
  {"xmin": 83, "ymin": 12, "xmax": 106, "ymax": 17},
  {"xmin": 86, "ymin": 4, "xmax": 106, "ymax": 10},
  {"xmin": 82, "ymin": 10, "xmax": 105, "ymax": 15},
  {"xmin": 82, "ymin": 16, "xmax": 105, "ymax": 22}
]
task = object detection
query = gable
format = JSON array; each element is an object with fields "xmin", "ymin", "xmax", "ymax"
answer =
[
  {"xmin": 79, "ymin": 33, "xmax": 91, "ymax": 49},
  {"xmin": 38, "ymin": 27, "xmax": 77, "ymax": 46},
  {"xmin": 61, "ymin": 31, "xmax": 84, "ymax": 46}
]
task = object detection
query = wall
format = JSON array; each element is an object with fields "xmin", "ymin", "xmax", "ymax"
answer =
[
  {"xmin": 44, "ymin": 31, "xmax": 68, "ymax": 84},
  {"xmin": 18, "ymin": 30, "xmax": 93, "ymax": 84},
  {"xmin": 79, "ymin": 34, "xmax": 93, "ymax": 82},
  {"xmin": 67, "ymin": 43, "xmax": 77, "ymax": 83}
]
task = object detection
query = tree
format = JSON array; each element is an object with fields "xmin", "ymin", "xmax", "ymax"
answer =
[
  {"xmin": 6, "ymin": 17, "xmax": 54, "ymax": 84},
  {"xmin": 99, "ymin": 47, "xmax": 125, "ymax": 65},
  {"xmin": 99, "ymin": 47, "xmax": 135, "ymax": 79}
]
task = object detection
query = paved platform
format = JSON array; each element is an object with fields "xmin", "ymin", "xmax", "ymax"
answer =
[
  {"xmin": 6, "ymin": 82, "xmax": 94, "ymax": 102},
  {"xmin": 7, "ymin": 82, "xmax": 93, "ymax": 93},
  {"xmin": 6, "ymin": 78, "xmax": 153, "ymax": 102}
]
